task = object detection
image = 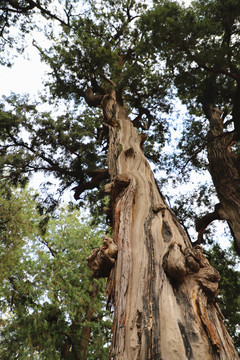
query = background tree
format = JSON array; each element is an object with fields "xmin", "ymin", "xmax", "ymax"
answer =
[
  {"xmin": 139, "ymin": 0, "xmax": 240, "ymax": 252},
  {"xmin": 0, "ymin": 186, "xmax": 112, "ymax": 359},
  {"xmin": 0, "ymin": 0, "xmax": 240, "ymax": 358}
]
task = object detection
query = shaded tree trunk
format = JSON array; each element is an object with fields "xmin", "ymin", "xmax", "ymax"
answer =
[
  {"xmin": 101, "ymin": 92, "xmax": 238, "ymax": 359},
  {"xmin": 61, "ymin": 283, "xmax": 99, "ymax": 360},
  {"xmin": 74, "ymin": 283, "xmax": 99, "ymax": 360},
  {"xmin": 206, "ymin": 107, "xmax": 240, "ymax": 254},
  {"xmin": 78, "ymin": 283, "xmax": 99, "ymax": 360}
]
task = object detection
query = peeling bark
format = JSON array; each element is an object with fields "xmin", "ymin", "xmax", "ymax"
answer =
[{"xmin": 93, "ymin": 94, "xmax": 238, "ymax": 359}]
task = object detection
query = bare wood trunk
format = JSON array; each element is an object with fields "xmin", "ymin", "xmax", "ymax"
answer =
[{"xmin": 102, "ymin": 92, "xmax": 238, "ymax": 359}]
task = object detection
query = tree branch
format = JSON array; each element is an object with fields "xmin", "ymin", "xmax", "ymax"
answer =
[
  {"xmin": 1, "ymin": 0, "xmax": 70, "ymax": 27},
  {"xmin": 181, "ymin": 142, "xmax": 207, "ymax": 170},
  {"xmin": 194, "ymin": 203, "xmax": 224, "ymax": 245},
  {"xmin": 6, "ymin": 131, "xmax": 79, "ymax": 178},
  {"xmin": 73, "ymin": 169, "xmax": 109, "ymax": 200}
]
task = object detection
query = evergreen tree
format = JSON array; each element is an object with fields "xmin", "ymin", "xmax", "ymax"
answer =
[
  {"xmin": 0, "ymin": 187, "xmax": 111, "ymax": 359},
  {"xmin": 0, "ymin": 0, "xmax": 240, "ymax": 358}
]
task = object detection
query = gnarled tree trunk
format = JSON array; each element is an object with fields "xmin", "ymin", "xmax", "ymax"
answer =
[{"xmin": 89, "ymin": 92, "xmax": 239, "ymax": 359}]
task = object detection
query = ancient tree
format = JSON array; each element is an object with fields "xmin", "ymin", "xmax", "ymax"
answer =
[
  {"xmin": 87, "ymin": 89, "xmax": 238, "ymax": 359},
  {"xmin": 0, "ymin": 0, "xmax": 240, "ymax": 358}
]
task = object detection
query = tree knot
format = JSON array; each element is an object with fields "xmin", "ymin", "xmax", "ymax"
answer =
[
  {"xmin": 163, "ymin": 243, "xmax": 220, "ymax": 296},
  {"xmin": 112, "ymin": 173, "xmax": 131, "ymax": 198},
  {"xmin": 87, "ymin": 235, "xmax": 118, "ymax": 278},
  {"xmin": 102, "ymin": 91, "xmax": 119, "ymax": 127}
]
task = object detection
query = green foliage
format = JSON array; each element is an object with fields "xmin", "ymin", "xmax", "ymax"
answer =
[
  {"xmin": 42, "ymin": 0, "xmax": 171, "ymax": 133},
  {"xmin": 0, "ymin": 186, "xmax": 112, "ymax": 359},
  {"xmin": 0, "ymin": 93, "xmax": 108, "ymax": 214},
  {"xmin": 138, "ymin": 0, "xmax": 240, "ymax": 238},
  {"xmin": 0, "ymin": 0, "xmax": 78, "ymax": 67},
  {"xmin": 206, "ymin": 244, "xmax": 240, "ymax": 353},
  {"xmin": 0, "ymin": 1, "xmax": 60, "ymax": 65}
]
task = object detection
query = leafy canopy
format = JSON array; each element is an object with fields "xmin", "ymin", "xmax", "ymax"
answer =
[
  {"xmin": 1, "ymin": 1, "xmax": 240, "ymax": 238},
  {"xmin": 0, "ymin": 0, "xmax": 172, "ymax": 214},
  {"xmin": 140, "ymin": 0, "xmax": 240, "ymax": 124}
]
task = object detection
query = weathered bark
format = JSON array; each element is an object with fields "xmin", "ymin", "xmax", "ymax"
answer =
[
  {"xmin": 206, "ymin": 107, "xmax": 240, "ymax": 253},
  {"xmin": 99, "ymin": 93, "xmax": 239, "ymax": 359}
]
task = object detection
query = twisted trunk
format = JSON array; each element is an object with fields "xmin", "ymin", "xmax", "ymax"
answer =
[{"xmin": 101, "ymin": 93, "xmax": 238, "ymax": 359}]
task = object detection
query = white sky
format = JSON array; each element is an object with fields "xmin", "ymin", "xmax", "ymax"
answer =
[
  {"xmin": 0, "ymin": 0, "xmax": 194, "ymax": 97},
  {"xmin": 0, "ymin": 44, "xmax": 47, "ymax": 96}
]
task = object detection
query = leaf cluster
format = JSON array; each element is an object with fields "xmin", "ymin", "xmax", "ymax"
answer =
[{"xmin": 0, "ymin": 0, "xmax": 70, "ymax": 65}]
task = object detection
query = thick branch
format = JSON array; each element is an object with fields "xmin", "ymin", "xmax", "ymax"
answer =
[
  {"xmin": 3, "ymin": 0, "xmax": 69, "ymax": 27},
  {"xmin": 84, "ymin": 87, "xmax": 104, "ymax": 107},
  {"xmin": 194, "ymin": 203, "xmax": 224, "ymax": 245},
  {"xmin": 73, "ymin": 169, "xmax": 109, "ymax": 200},
  {"xmin": 1, "ymin": 0, "xmax": 34, "ymax": 12},
  {"xmin": 207, "ymin": 107, "xmax": 240, "ymax": 254}
]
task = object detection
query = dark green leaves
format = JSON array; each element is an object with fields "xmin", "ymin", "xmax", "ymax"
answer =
[
  {"xmin": 0, "ymin": 94, "xmax": 108, "ymax": 208},
  {"xmin": 140, "ymin": 0, "xmax": 240, "ymax": 119}
]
